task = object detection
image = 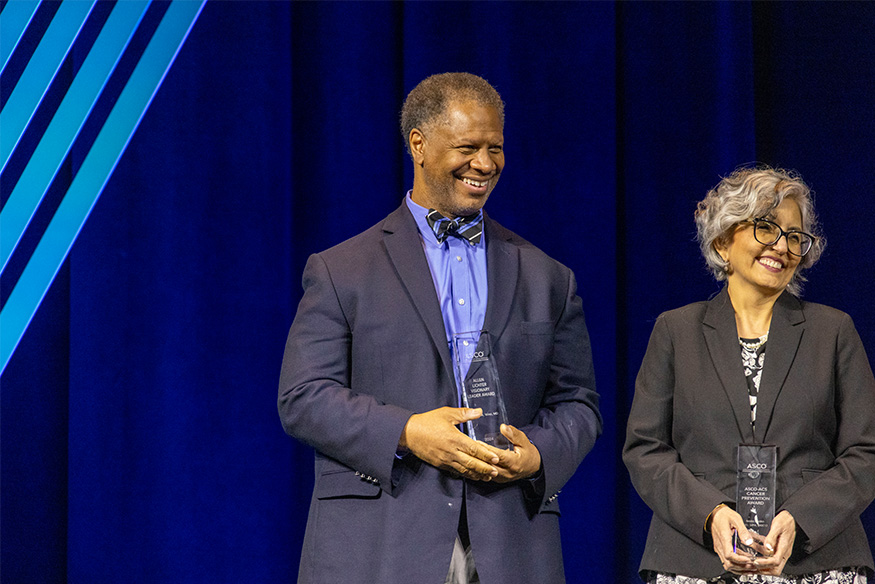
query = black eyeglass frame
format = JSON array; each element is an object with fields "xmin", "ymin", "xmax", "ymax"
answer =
[{"xmin": 744, "ymin": 217, "xmax": 815, "ymax": 258}]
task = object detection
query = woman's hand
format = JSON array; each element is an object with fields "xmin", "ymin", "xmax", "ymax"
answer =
[
  {"xmin": 752, "ymin": 510, "xmax": 796, "ymax": 575},
  {"xmin": 709, "ymin": 505, "xmax": 759, "ymax": 574}
]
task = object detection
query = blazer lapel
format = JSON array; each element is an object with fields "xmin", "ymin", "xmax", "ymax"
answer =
[
  {"xmin": 382, "ymin": 204, "xmax": 456, "ymax": 383},
  {"xmin": 482, "ymin": 215, "xmax": 519, "ymax": 343},
  {"xmin": 755, "ymin": 292, "xmax": 805, "ymax": 443},
  {"xmin": 702, "ymin": 288, "xmax": 756, "ymax": 443}
]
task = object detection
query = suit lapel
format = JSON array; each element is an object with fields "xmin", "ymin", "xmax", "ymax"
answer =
[
  {"xmin": 381, "ymin": 204, "xmax": 456, "ymax": 383},
  {"xmin": 482, "ymin": 215, "xmax": 519, "ymax": 343},
  {"xmin": 755, "ymin": 292, "xmax": 805, "ymax": 443},
  {"xmin": 702, "ymin": 288, "xmax": 756, "ymax": 443}
]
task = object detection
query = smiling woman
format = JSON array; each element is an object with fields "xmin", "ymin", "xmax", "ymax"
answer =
[
  {"xmin": 694, "ymin": 167, "xmax": 825, "ymax": 298},
  {"xmin": 715, "ymin": 198, "xmax": 806, "ymax": 322},
  {"xmin": 624, "ymin": 165, "xmax": 875, "ymax": 583}
]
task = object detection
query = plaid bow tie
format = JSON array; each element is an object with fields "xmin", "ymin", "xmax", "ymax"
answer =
[{"xmin": 425, "ymin": 209, "xmax": 483, "ymax": 245}]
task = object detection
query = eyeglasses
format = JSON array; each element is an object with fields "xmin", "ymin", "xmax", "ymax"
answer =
[{"xmin": 745, "ymin": 218, "xmax": 815, "ymax": 257}]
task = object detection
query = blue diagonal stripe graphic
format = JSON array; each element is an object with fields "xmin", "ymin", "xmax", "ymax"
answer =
[
  {"xmin": 0, "ymin": 0, "xmax": 207, "ymax": 375},
  {"xmin": 0, "ymin": 0, "xmax": 151, "ymax": 275},
  {"xmin": 0, "ymin": 0, "xmax": 42, "ymax": 75},
  {"xmin": 0, "ymin": 0, "xmax": 97, "ymax": 175}
]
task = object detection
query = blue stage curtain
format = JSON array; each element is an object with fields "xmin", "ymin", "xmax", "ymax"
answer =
[{"xmin": 2, "ymin": 2, "xmax": 873, "ymax": 582}]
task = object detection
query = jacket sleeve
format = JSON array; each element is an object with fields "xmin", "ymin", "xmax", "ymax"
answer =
[
  {"xmin": 779, "ymin": 313, "xmax": 875, "ymax": 553},
  {"xmin": 520, "ymin": 270, "xmax": 603, "ymax": 509},
  {"xmin": 277, "ymin": 253, "xmax": 412, "ymax": 494},
  {"xmin": 623, "ymin": 314, "xmax": 731, "ymax": 545}
]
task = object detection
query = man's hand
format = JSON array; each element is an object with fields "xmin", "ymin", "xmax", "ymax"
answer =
[
  {"xmin": 752, "ymin": 510, "xmax": 796, "ymax": 575},
  {"xmin": 482, "ymin": 424, "xmax": 542, "ymax": 483},
  {"xmin": 399, "ymin": 407, "xmax": 499, "ymax": 481},
  {"xmin": 709, "ymin": 504, "xmax": 759, "ymax": 575}
]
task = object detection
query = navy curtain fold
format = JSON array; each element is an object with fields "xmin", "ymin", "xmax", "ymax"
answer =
[{"xmin": 2, "ymin": 2, "xmax": 873, "ymax": 581}]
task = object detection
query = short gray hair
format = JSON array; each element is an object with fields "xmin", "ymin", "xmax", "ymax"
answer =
[
  {"xmin": 694, "ymin": 165, "xmax": 825, "ymax": 295},
  {"xmin": 400, "ymin": 72, "xmax": 504, "ymax": 157}
]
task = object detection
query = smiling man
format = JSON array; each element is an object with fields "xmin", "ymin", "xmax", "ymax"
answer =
[
  {"xmin": 405, "ymin": 83, "xmax": 504, "ymax": 218},
  {"xmin": 279, "ymin": 73, "xmax": 602, "ymax": 584}
]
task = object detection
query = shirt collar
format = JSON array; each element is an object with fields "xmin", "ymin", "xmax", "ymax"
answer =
[{"xmin": 405, "ymin": 191, "xmax": 485, "ymax": 248}]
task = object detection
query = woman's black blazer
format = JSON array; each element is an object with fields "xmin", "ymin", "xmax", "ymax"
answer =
[{"xmin": 624, "ymin": 287, "xmax": 875, "ymax": 578}]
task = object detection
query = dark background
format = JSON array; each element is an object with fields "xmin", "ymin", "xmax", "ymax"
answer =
[{"xmin": 2, "ymin": 2, "xmax": 874, "ymax": 582}]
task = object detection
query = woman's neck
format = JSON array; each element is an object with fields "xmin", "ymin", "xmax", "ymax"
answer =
[{"xmin": 726, "ymin": 283, "xmax": 781, "ymax": 338}]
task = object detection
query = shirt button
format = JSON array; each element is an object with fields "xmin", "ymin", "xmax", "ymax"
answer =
[
  {"xmin": 458, "ymin": 299, "xmax": 465, "ymax": 306},
  {"xmin": 456, "ymin": 256, "xmax": 462, "ymax": 262}
]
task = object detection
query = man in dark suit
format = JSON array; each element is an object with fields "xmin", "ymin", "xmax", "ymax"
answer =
[{"xmin": 278, "ymin": 73, "xmax": 601, "ymax": 583}]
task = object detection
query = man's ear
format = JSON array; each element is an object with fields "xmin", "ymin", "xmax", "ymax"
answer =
[{"xmin": 409, "ymin": 129, "xmax": 425, "ymax": 165}]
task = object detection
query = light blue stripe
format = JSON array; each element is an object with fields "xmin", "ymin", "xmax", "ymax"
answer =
[
  {"xmin": 0, "ymin": 0, "xmax": 207, "ymax": 375},
  {"xmin": 0, "ymin": 1, "xmax": 151, "ymax": 275},
  {"xmin": 0, "ymin": 0, "xmax": 42, "ymax": 75},
  {"xmin": 0, "ymin": 0, "xmax": 97, "ymax": 174}
]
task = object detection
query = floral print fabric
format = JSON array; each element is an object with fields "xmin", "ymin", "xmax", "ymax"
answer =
[
  {"xmin": 740, "ymin": 333, "xmax": 768, "ymax": 427},
  {"xmin": 648, "ymin": 568, "xmax": 868, "ymax": 583}
]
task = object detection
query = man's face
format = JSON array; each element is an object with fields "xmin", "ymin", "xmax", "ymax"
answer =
[{"xmin": 410, "ymin": 100, "xmax": 504, "ymax": 218}]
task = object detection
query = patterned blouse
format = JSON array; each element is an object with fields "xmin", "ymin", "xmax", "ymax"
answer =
[
  {"xmin": 646, "ymin": 335, "xmax": 868, "ymax": 584},
  {"xmin": 647, "ymin": 569, "xmax": 868, "ymax": 583},
  {"xmin": 740, "ymin": 334, "xmax": 768, "ymax": 428}
]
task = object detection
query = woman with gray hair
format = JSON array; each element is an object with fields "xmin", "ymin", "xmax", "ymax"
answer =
[{"xmin": 624, "ymin": 165, "xmax": 875, "ymax": 583}]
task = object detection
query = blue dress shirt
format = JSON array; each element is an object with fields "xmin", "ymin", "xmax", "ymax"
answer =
[{"xmin": 405, "ymin": 192, "xmax": 488, "ymax": 405}]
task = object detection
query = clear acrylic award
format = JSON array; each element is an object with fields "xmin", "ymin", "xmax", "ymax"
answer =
[
  {"xmin": 735, "ymin": 444, "xmax": 777, "ymax": 556},
  {"xmin": 452, "ymin": 331, "xmax": 512, "ymax": 450}
]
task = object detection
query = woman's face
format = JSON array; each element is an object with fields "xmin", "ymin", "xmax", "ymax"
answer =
[{"xmin": 716, "ymin": 197, "xmax": 804, "ymax": 298}]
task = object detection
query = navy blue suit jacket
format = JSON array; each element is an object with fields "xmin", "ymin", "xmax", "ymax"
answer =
[{"xmin": 279, "ymin": 203, "xmax": 601, "ymax": 583}]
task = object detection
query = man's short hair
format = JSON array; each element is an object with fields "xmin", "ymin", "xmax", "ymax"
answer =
[{"xmin": 400, "ymin": 72, "xmax": 505, "ymax": 156}]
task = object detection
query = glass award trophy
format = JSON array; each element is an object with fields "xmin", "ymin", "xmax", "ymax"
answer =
[
  {"xmin": 735, "ymin": 444, "xmax": 777, "ymax": 556},
  {"xmin": 452, "ymin": 331, "xmax": 512, "ymax": 450}
]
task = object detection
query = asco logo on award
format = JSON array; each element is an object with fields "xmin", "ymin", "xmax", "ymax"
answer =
[{"xmin": 746, "ymin": 461, "xmax": 767, "ymax": 478}]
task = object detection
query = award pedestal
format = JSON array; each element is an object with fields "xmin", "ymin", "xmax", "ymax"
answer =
[{"xmin": 453, "ymin": 331, "xmax": 512, "ymax": 450}]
